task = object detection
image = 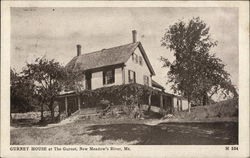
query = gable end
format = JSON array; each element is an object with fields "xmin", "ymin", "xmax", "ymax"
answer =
[{"xmin": 137, "ymin": 42, "xmax": 156, "ymax": 76}]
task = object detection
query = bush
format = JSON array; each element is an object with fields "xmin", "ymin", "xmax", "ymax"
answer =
[
  {"xmin": 79, "ymin": 83, "xmax": 162, "ymax": 108},
  {"xmin": 78, "ymin": 84, "xmax": 171, "ymax": 118}
]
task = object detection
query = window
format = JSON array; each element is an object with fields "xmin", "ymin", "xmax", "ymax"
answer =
[
  {"xmin": 103, "ymin": 69, "xmax": 115, "ymax": 85},
  {"xmin": 135, "ymin": 54, "xmax": 138, "ymax": 63},
  {"xmin": 128, "ymin": 70, "xmax": 136, "ymax": 83},
  {"xmin": 143, "ymin": 75, "xmax": 149, "ymax": 86},
  {"xmin": 132, "ymin": 54, "xmax": 138, "ymax": 63},
  {"xmin": 139, "ymin": 56, "xmax": 143, "ymax": 65}
]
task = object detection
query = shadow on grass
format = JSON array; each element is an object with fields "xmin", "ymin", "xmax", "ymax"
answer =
[
  {"xmin": 84, "ymin": 122, "xmax": 238, "ymax": 145},
  {"xmin": 11, "ymin": 117, "xmax": 60, "ymax": 128}
]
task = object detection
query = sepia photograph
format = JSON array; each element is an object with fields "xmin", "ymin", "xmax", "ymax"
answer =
[
  {"xmin": 1, "ymin": 1, "xmax": 249, "ymax": 158},
  {"xmin": 10, "ymin": 7, "xmax": 239, "ymax": 145}
]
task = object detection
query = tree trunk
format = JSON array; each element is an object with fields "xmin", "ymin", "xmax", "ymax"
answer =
[
  {"xmin": 49, "ymin": 99, "xmax": 55, "ymax": 121},
  {"xmin": 58, "ymin": 103, "xmax": 61, "ymax": 121},
  {"xmin": 187, "ymin": 96, "xmax": 191, "ymax": 113},
  {"xmin": 40, "ymin": 103, "xmax": 44, "ymax": 122},
  {"xmin": 51, "ymin": 105, "xmax": 54, "ymax": 120},
  {"xmin": 202, "ymin": 91, "xmax": 207, "ymax": 106}
]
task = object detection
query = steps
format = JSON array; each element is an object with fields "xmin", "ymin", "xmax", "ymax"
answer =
[{"xmin": 78, "ymin": 108, "xmax": 103, "ymax": 119}]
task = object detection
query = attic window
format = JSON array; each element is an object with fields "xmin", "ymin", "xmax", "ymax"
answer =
[
  {"xmin": 132, "ymin": 54, "xmax": 138, "ymax": 63},
  {"xmin": 139, "ymin": 56, "xmax": 143, "ymax": 65},
  {"xmin": 103, "ymin": 69, "xmax": 115, "ymax": 85},
  {"xmin": 135, "ymin": 54, "xmax": 138, "ymax": 63}
]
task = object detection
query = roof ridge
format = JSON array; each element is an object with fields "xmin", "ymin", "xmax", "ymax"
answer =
[{"xmin": 78, "ymin": 42, "xmax": 140, "ymax": 56}]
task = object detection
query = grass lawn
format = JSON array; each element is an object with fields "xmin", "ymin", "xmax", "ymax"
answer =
[{"xmin": 11, "ymin": 118, "xmax": 238, "ymax": 145}]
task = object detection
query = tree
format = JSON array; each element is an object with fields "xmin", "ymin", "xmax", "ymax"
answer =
[
  {"xmin": 22, "ymin": 57, "xmax": 66, "ymax": 121},
  {"xmin": 161, "ymin": 17, "xmax": 237, "ymax": 111},
  {"xmin": 10, "ymin": 68, "xmax": 35, "ymax": 113}
]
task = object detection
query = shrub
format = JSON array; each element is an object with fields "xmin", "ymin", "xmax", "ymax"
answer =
[
  {"xmin": 78, "ymin": 83, "xmax": 173, "ymax": 117},
  {"xmin": 79, "ymin": 83, "xmax": 162, "ymax": 108}
]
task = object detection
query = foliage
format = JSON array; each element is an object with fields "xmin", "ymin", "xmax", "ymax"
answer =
[
  {"xmin": 161, "ymin": 17, "xmax": 237, "ymax": 107},
  {"xmin": 64, "ymin": 69, "xmax": 85, "ymax": 92},
  {"xmin": 10, "ymin": 69, "xmax": 36, "ymax": 113},
  {"xmin": 79, "ymin": 84, "xmax": 165, "ymax": 110},
  {"xmin": 79, "ymin": 83, "xmax": 170, "ymax": 117},
  {"xmin": 22, "ymin": 57, "xmax": 66, "ymax": 121}
]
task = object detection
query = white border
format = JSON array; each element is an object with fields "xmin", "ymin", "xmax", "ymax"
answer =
[{"xmin": 1, "ymin": 1, "xmax": 249, "ymax": 158}]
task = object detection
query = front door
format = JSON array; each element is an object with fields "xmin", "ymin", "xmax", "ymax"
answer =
[{"xmin": 86, "ymin": 72, "xmax": 92, "ymax": 90}]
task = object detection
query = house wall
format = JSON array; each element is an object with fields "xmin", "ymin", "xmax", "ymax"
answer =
[
  {"xmin": 91, "ymin": 67, "xmax": 123, "ymax": 90},
  {"xmin": 124, "ymin": 47, "xmax": 152, "ymax": 87},
  {"xmin": 173, "ymin": 97, "xmax": 178, "ymax": 109},
  {"xmin": 91, "ymin": 71, "xmax": 103, "ymax": 90},
  {"xmin": 114, "ymin": 68, "xmax": 123, "ymax": 85}
]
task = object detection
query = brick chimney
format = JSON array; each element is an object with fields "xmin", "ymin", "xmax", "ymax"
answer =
[
  {"xmin": 132, "ymin": 30, "xmax": 137, "ymax": 43},
  {"xmin": 76, "ymin": 44, "xmax": 81, "ymax": 56}
]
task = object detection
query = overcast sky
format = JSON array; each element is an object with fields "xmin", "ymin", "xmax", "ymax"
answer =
[{"xmin": 11, "ymin": 7, "xmax": 238, "ymax": 94}]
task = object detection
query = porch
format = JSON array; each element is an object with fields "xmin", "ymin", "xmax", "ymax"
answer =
[{"xmin": 56, "ymin": 90, "xmax": 175, "ymax": 119}]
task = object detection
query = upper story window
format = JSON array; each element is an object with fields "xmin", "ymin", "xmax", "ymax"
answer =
[
  {"xmin": 128, "ymin": 70, "xmax": 136, "ymax": 83},
  {"xmin": 135, "ymin": 54, "xmax": 138, "ymax": 63},
  {"xmin": 139, "ymin": 56, "xmax": 143, "ymax": 65},
  {"xmin": 132, "ymin": 54, "xmax": 138, "ymax": 64},
  {"xmin": 103, "ymin": 69, "xmax": 115, "ymax": 85},
  {"xmin": 143, "ymin": 75, "xmax": 149, "ymax": 86}
]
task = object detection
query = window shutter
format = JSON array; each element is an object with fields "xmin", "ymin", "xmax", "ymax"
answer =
[
  {"xmin": 134, "ymin": 72, "xmax": 136, "ymax": 83},
  {"xmin": 139, "ymin": 56, "xmax": 143, "ymax": 65},
  {"xmin": 135, "ymin": 55, "xmax": 138, "ymax": 63},
  {"xmin": 128, "ymin": 70, "xmax": 131, "ymax": 82},
  {"xmin": 112, "ymin": 69, "xmax": 115, "ymax": 82},
  {"xmin": 103, "ymin": 71, "xmax": 106, "ymax": 85}
]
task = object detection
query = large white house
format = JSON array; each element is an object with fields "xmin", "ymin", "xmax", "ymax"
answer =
[
  {"xmin": 65, "ymin": 30, "xmax": 158, "ymax": 90},
  {"xmin": 58, "ymin": 30, "xmax": 188, "ymax": 116}
]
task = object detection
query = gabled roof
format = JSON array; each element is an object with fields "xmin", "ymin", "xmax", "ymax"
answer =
[
  {"xmin": 65, "ymin": 42, "xmax": 155, "ymax": 75},
  {"xmin": 152, "ymin": 80, "xmax": 165, "ymax": 90}
]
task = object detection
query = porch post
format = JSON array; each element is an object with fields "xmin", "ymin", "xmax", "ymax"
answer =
[
  {"xmin": 65, "ymin": 97, "xmax": 68, "ymax": 116},
  {"xmin": 160, "ymin": 94, "xmax": 163, "ymax": 110},
  {"xmin": 171, "ymin": 96, "xmax": 174, "ymax": 113},
  {"xmin": 148, "ymin": 94, "xmax": 151, "ymax": 112},
  {"xmin": 77, "ymin": 95, "xmax": 81, "ymax": 110},
  {"xmin": 122, "ymin": 66, "xmax": 125, "ymax": 84},
  {"xmin": 176, "ymin": 99, "xmax": 179, "ymax": 111},
  {"xmin": 180, "ymin": 99, "xmax": 183, "ymax": 111}
]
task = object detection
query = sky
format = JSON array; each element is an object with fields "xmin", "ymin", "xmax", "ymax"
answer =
[{"xmin": 11, "ymin": 7, "xmax": 238, "ymax": 95}]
